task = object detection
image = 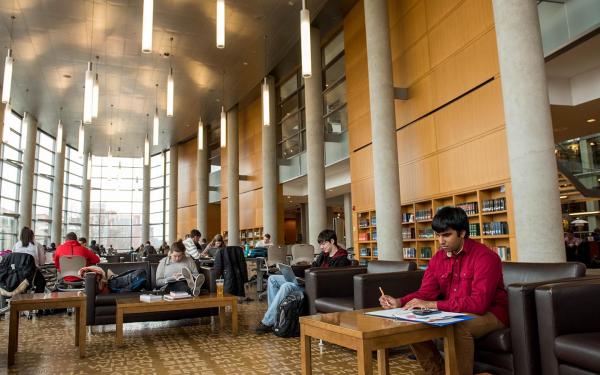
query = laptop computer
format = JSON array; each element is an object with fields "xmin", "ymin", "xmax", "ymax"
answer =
[{"xmin": 277, "ymin": 263, "xmax": 305, "ymax": 286}]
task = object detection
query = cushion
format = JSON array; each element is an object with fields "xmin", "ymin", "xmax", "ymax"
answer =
[
  {"xmin": 314, "ymin": 297, "xmax": 354, "ymax": 313},
  {"xmin": 555, "ymin": 333, "xmax": 600, "ymax": 373},
  {"xmin": 476, "ymin": 328, "xmax": 512, "ymax": 353}
]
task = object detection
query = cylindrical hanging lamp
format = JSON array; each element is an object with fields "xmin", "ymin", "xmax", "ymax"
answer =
[
  {"xmin": 2, "ymin": 49, "xmax": 13, "ymax": 104},
  {"xmin": 216, "ymin": 0, "xmax": 225, "ymax": 49},
  {"xmin": 220, "ymin": 107, "xmax": 226, "ymax": 148},
  {"xmin": 300, "ymin": 0, "xmax": 312, "ymax": 78},
  {"xmin": 142, "ymin": 0, "xmax": 153, "ymax": 53},
  {"xmin": 198, "ymin": 118, "xmax": 204, "ymax": 150}
]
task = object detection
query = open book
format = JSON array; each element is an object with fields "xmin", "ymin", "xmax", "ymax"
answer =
[
  {"xmin": 365, "ymin": 308, "xmax": 473, "ymax": 327},
  {"xmin": 165, "ymin": 275, "xmax": 186, "ymax": 283}
]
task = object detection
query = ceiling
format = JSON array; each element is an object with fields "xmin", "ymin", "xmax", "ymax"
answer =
[{"xmin": 0, "ymin": 0, "xmax": 335, "ymax": 157}]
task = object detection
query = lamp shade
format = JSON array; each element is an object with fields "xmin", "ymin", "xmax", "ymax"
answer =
[
  {"xmin": 300, "ymin": 8, "xmax": 311, "ymax": 78},
  {"xmin": 83, "ymin": 62, "xmax": 94, "ymax": 124},
  {"xmin": 216, "ymin": 0, "xmax": 225, "ymax": 49},
  {"xmin": 167, "ymin": 69, "xmax": 174, "ymax": 117},
  {"xmin": 153, "ymin": 108, "xmax": 159, "ymax": 146},
  {"xmin": 262, "ymin": 78, "xmax": 270, "ymax": 126},
  {"xmin": 2, "ymin": 49, "xmax": 13, "ymax": 104},
  {"xmin": 198, "ymin": 119, "xmax": 204, "ymax": 151},
  {"xmin": 142, "ymin": 0, "xmax": 153, "ymax": 53},
  {"xmin": 220, "ymin": 107, "xmax": 226, "ymax": 148},
  {"xmin": 92, "ymin": 74, "xmax": 99, "ymax": 119}
]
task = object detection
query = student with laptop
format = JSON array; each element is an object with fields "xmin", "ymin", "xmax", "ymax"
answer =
[{"xmin": 254, "ymin": 229, "xmax": 351, "ymax": 333}]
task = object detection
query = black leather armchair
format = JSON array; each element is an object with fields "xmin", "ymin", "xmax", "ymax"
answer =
[
  {"xmin": 305, "ymin": 261, "xmax": 419, "ymax": 315},
  {"xmin": 473, "ymin": 262, "xmax": 587, "ymax": 375},
  {"xmin": 536, "ymin": 278, "xmax": 600, "ymax": 375}
]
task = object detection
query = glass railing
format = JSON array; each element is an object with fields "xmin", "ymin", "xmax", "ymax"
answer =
[
  {"xmin": 279, "ymin": 151, "xmax": 307, "ymax": 183},
  {"xmin": 538, "ymin": 0, "xmax": 600, "ymax": 56},
  {"xmin": 556, "ymin": 137, "xmax": 600, "ymax": 196},
  {"xmin": 325, "ymin": 130, "xmax": 349, "ymax": 166}
]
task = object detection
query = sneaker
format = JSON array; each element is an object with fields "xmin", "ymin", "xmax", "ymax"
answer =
[
  {"xmin": 192, "ymin": 274, "xmax": 205, "ymax": 297},
  {"xmin": 181, "ymin": 267, "xmax": 195, "ymax": 290},
  {"xmin": 254, "ymin": 322, "xmax": 272, "ymax": 334}
]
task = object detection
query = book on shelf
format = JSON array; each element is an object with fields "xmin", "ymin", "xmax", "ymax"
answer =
[
  {"xmin": 403, "ymin": 247, "xmax": 417, "ymax": 258},
  {"xmin": 402, "ymin": 212, "xmax": 414, "ymax": 223},
  {"xmin": 482, "ymin": 221, "xmax": 509, "ymax": 236},
  {"xmin": 456, "ymin": 201, "xmax": 479, "ymax": 215},
  {"xmin": 492, "ymin": 246, "xmax": 511, "ymax": 261},
  {"xmin": 415, "ymin": 208, "xmax": 432, "ymax": 221},
  {"xmin": 482, "ymin": 197, "xmax": 506, "ymax": 212}
]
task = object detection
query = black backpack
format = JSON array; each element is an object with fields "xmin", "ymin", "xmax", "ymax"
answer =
[
  {"xmin": 273, "ymin": 290, "xmax": 306, "ymax": 338},
  {"xmin": 0, "ymin": 252, "xmax": 45, "ymax": 295},
  {"xmin": 108, "ymin": 269, "xmax": 148, "ymax": 293}
]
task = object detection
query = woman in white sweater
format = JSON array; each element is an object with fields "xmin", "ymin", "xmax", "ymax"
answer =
[
  {"xmin": 12, "ymin": 227, "xmax": 46, "ymax": 267},
  {"xmin": 155, "ymin": 240, "xmax": 205, "ymax": 296}
]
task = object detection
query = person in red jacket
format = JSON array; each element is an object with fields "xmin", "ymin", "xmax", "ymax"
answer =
[
  {"xmin": 380, "ymin": 207, "xmax": 508, "ymax": 375},
  {"xmin": 54, "ymin": 232, "xmax": 100, "ymax": 282}
]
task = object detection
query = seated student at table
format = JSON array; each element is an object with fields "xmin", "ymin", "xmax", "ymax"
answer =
[
  {"xmin": 255, "ymin": 229, "xmax": 351, "ymax": 333},
  {"xmin": 155, "ymin": 240, "xmax": 204, "ymax": 296},
  {"xmin": 201, "ymin": 234, "xmax": 226, "ymax": 258},
  {"xmin": 379, "ymin": 206, "xmax": 507, "ymax": 375},
  {"xmin": 54, "ymin": 232, "xmax": 101, "ymax": 281},
  {"xmin": 12, "ymin": 227, "xmax": 46, "ymax": 267}
]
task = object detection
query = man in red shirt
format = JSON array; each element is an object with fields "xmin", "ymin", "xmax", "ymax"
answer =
[
  {"xmin": 380, "ymin": 206, "xmax": 507, "ymax": 375},
  {"xmin": 54, "ymin": 232, "xmax": 100, "ymax": 282}
]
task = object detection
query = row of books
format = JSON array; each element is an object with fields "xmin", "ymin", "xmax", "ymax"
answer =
[
  {"xmin": 402, "ymin": 212, "xmax": 414, "ymax": 223},
  {"xmin": 415, "ymin": 209, "xmax": 432, "ymax": 221},
  {"xmin": 359, "ymin": 247, "xmax": 377, "ymax": 257},
  {"xmin": 482, "ymin": 221, "xmax": 509, "ymax": 236},
  {"xmin": 418, "ymin": 228, "xmax": 434, "ymax": 239},
  {"xmin": 420, "ymin": 247, "xmax": 433, "ymax": 259},
  {"xmin": 469, "ymin": 223, "xmax": 480, "ymax": 237},
  {"xmin": 358, "ymin": 219, "xmax": 370, "ymax": 228},
  {"xmin": 456, "ymin": 201, "xmax": 478, "ymax": 215},
  {"xmin": 403, "ymin": 247, "xmax": 417, "ymax": 258},
  {"xmin": 492, "ymin": 246, "xmax": 511, "ymax": 261},
  {"xmin": 358, "ymin": 232, "xmax": 370, "ymax": 241},
  {"xmin": 402, "ymin": 227, "xmax": 415, "ymax": 240},
  {"xmin": 482, "ymin": 197, "xmax": 506, "ymax": 212}
]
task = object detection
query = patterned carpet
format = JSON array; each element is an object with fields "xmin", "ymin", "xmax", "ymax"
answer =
[{"xmin": 0, "ymin": 298, "xmax": 423, "ymax": 375}]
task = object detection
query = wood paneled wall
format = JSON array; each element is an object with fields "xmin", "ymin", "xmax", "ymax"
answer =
[{"xmin": 346, "ymin": 0, "xmax": 511, "ymax": 244}]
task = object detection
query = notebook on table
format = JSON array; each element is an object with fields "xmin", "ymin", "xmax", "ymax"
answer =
[{"xmin": 277, "ymin": 263, "xmax": 305, "ymax": 286}]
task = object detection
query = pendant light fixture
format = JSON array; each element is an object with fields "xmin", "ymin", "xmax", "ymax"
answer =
[
  {"xmin": 300, "ymin": 0, "xmax": 312, "ymax": 78},
  {"xmin": 86, "ymin": 152, "xmax": 92, "ymax": 181},
  {"xmin": 83, "ymin": 2, "xmax": 96, "ymax": 124},
  {"xmin": 142, "ymin": 0, "xmax": 153, "ymax": 53},
  {"xmin": 220, "ymin": 72, "xmax": 226, "ymax": 148},
  {"xmin": 56, "ymin": 108, "xmax": 64, "ymax": 154},
  {"xmin": 19, "ymin": 89, "xmax": 29, "ymax": 150},
  {"xmin": 144, "ymin": 113, "xmax": 150, "ymax": 166},
  {"xmin": 2, "ymin": 102, "xmax": 12, "ymax": 142},
  {"xmin": 92, "ymin": 73, "xmax": 99, "ymax": 118},
  {"xmin": 216, "ymin": 0, "xmax": 225, "ymax": 49},
  {"xmin": 198, "ymin": 118, "xmax": 204, "ymax": 151},
  {"xmin": 153, "ymin": 83, "xmax": 159, "ymax": 145},
  {"xmin": 108, "ymin": 104, "xmax": 113, "ymax": 168},
  {"xmin": 78, "ymin": 120, "xmax": 85, "ymax": 154},
  {"xmin": 166, "ymin": 37, "xmax": 174, "ymax": 117},
  {"xmin": 262, "ymin": 35, "xmax": 270, "ymax": 126},
  {"xmin": 2, "ymin": 16, "xmax": 15, "ymax": 104}
]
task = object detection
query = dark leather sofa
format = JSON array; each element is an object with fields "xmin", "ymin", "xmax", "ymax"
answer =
[
  {"xmin": 473, "ymin": 262, "xmax": 587, "ymax": 375},
  {"xmin": 535, "ymin": 278, "xmax": 600, "ymax": 375},
  {"xmin": 85, "ymin": 261, "xmax": 216, "ymax": 326},
  {"xmin": 305, "ymin": 260, "xmax": 420, "ymax": 315}
]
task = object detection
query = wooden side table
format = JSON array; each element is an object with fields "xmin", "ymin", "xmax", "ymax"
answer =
[{"xmin": 7, "ymin": 292, "xmax": 86, "ymax": 366}]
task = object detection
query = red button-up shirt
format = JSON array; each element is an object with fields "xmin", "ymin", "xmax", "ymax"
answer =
[{"xmin": 400, "ymin": 238, "xmax": 508, "ymax": 325}]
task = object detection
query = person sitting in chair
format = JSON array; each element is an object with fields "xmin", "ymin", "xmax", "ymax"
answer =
[
  {"xmin": 54, "ymin": 232, "xmax": 100, "ymax": 282},
  {"xmin": 155, "ymin": 240, "xmax": 205, "ymax": 296},
  {"xmin": 255, "ymin": 229, "xmax": 350, "ymax": 333},
  {"xmin": 379, "ymin": 207, "xmax": 507, "ymax": 375}
]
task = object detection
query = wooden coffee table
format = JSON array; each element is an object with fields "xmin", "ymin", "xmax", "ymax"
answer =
[
  {"xmin": 115, "ymin": 293, "xmax": 238, "ymax": 346},
  {"xmin": 300, "ymin": 309, "xmax": 458, "ymax": 375},
  {"xmin": 8, "ymin": 292, "xmax": 86, "ymax": 366}
]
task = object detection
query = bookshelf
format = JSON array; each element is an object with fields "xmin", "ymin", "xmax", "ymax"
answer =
[
  {"xmin": 357, "ymin": 210, "xmax": 377, "ymax": 264},
  {"xmin": 223, "ymin": 227, "xmax": 264, "ymax": 247},
  {"xmin": 357, "ymin": 184, "xmax": 515, "ymax": 265}
]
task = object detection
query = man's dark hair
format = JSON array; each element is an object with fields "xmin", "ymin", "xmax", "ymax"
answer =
[
  {"xmin": 264, "ymin": 233, "xmax": 271, "ymax": 239},
  {"xmin": 79, "ymin": 237, "xmax": 87, "ymax": 244},
  {"xmin": 91, "ymin": 240, "xmax": 96, "ymax": 246},
  {"xmin": 190, "ymin": 229, "xmax": 201, "ymax": 238},
  {"xmin": 317, "ymin": 229, "xmax": 338, "ymax": 246},
  {"xmin": 65, "ymin": 232, "xmax": 78, "ymax": 241},
  {"xmin": 432, "ymin": 206, "xmax": 469, "ymax": 238}
]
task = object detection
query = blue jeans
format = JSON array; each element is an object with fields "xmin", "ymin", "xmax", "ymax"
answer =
[{"xmin": 261, "ymin": 275, "xmax": 303, "ymax": 326}]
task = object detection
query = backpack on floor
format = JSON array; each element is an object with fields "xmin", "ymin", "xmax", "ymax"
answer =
[
  {"xmin": 273, "ymin": 290, "xmax": 306, "ymax": 338},
  {"xmin": 108, "ymin": 269, "xmax": 148, "ymax": 293}
]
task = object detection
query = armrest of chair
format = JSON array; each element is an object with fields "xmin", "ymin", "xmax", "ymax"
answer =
[
  {"xmin": 507, "ymin": 276, "xmax": 590, "ymax": 375},
  {"xmin": 535, "ymin": 277, "xmax": 600, "ymax": 375},
  {"xmin": 305, "ymin": 267, "xmax": 367, "ymax": 315},
  {"xmin": 200, "ymin": 266, "xmax": 217, "ymax": 293},
  {"xmin": 353, "ymin": 270, "xmax": 424, "ymax": 309},
  {"xmin": 84, "ymin": 272, "xmax": 97, "ymax": 325}
]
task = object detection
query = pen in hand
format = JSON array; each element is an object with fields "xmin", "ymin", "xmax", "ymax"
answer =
[{"xmin": 379, "ymin": 287, "xmax": 391, "ymax": 308}]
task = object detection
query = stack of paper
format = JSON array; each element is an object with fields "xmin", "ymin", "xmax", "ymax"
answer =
[
  {"xmin": 163, "ymin": 291, "xmax": 192, "ymax": 301},
  {"xmin": 140, "ymin": 294, "xmax": 163, "ymax": 303},
  {"xmin": 365, "ymin": 308, "xmax": 473, "ymax": 326}
]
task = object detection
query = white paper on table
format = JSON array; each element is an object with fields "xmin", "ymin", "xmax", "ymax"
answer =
[{"xmin": 365, "ymin": 308, "xmax": 471, "ymax": 325}]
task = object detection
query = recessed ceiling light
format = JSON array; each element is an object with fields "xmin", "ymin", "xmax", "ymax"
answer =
[
  {"xmin": 242, "ymin": 61, "xmax": 248, "ymax": 66},
  {"xmin": 587, "ymin": 118, "xmax": 596, "ymax": 123},
  {"xmin": 560, "ymin": 195, "xmax": 567, "ymax": 199},
  {"xmin": 63, "ymin": 74, "xmax": 71, "ymax": 79}
]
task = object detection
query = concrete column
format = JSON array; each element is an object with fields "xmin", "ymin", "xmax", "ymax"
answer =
[
  {"xmin": 142, "ymin": 159, "xmax": 150, "ymax": 243},
  {"xmin": 492, "ymin": 0, "xmax": 565, "ymax": 262},
  {"xmin": 262, "ymin": 76, "xmax": 279, "ymax": 244},
  {"xmin": 19, "ymin": 112, "xmax": 37, "ymax": 229},
  {"xmin": 344, "ymin": 193, "xmax": 353, "ymax": 249},
  {"xmin": 81, "ymin": 150, "xmax": 91, "ymax": 239},
  {"xmin": 364, "ymin": 0, "xmax": 403, "ymax": 260},
  {"xmin": 300, "ymin": 203, "xmax": 308, "ymax": 244},
  {"xmin": 51, "ymin": 138, "xmax": 65, "ymax": 244},
  {"xmin": 197, "ymin": 129, "xmax": 208, "ymax": 239},
  {"xmin": 305, "ymin": 27, "xmax": 327, "ymax": 249},
  {"xmin": 169, "ymin": 144, "xmax": 178, "ymax": 244},
  {"xmin": 227, "ymin": 106, "xmax": 240, "ymax": 246}
]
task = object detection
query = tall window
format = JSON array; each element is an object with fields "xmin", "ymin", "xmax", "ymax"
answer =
[
  {"xmin": 33, "ymin": 130, "xmax": 55, "ymax": 246},
  {"xmin": 277, "ymin": 71, "xmax": 305, "ymax": 159},
  {"xmin": 150, "ymin": 151, "xmax": 166, "ymax": 245},
  {"xmin": 0, "ymin": 109, "xmax": 23, "ymax": 249},
  {"xmin": 90, "ymin": 156, "xmax": 143, "ymax": 251},
  {"xmin": 63, "ymin": 146, "xmax": 83, "ymax": 236}
]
